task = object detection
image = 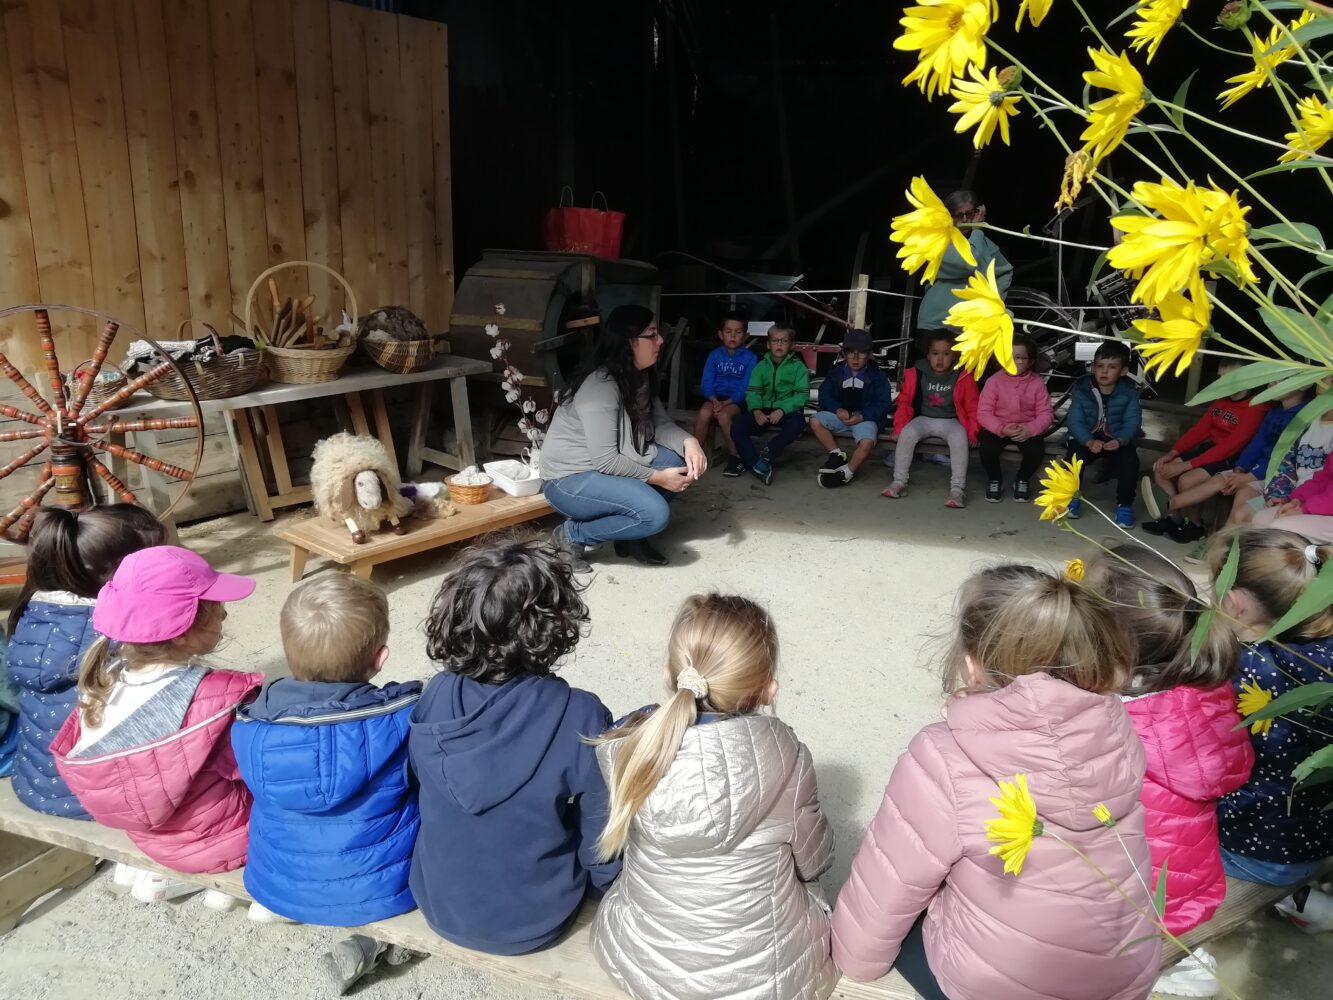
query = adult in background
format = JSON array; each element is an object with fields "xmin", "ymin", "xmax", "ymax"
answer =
[
  {"xmin": 915, "ymin": 190, "xmax": 1013, "ymax": 336},
  {"xmin": 542, "ymin": 305, "xmax": 707, "ymax": 571}
]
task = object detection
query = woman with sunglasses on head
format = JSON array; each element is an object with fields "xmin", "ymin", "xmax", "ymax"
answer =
[{"xmin": 542, "ymin": 305, "xmax": 707, "ymax": 571}]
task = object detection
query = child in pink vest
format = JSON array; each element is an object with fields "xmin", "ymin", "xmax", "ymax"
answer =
[
  {"xmin": 977, "ymin": 333, "xmax": 1054, "ymax": 503},
  {"xmin": 51, "ymin": 546, "xmax": 262, "ymax": 905},
  {"xmin": 1085, "ymin": 545, "xmax": 1253, "ymax": 996},
  {"xmin": 832, "ymin": 565, "xmax": 1159, "ymax": 1000}
]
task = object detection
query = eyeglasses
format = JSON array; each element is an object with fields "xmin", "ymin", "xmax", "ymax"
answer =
[{"xmin": 635, "ymin": 331, "xmax": 664, "ymax": 341}]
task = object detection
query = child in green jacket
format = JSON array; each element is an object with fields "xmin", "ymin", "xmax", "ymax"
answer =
[{"xmin": 729, "ymin": 325, "xmax": 810, "ymax": 485}]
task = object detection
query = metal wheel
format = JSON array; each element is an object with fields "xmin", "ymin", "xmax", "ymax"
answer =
[
  {"xmin": 0, "ymin": 304, "xmax": 205, "ymax": 542},
  {"xmin": 1006, "ymin": 287, "xmax": 1087, "ymax": 420}
]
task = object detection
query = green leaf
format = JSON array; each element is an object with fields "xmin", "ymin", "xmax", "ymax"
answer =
[
  {"xmin": 1297, "ymin": 265, "xmax": 1333, "ymax": 292},
  {"xmin": 1320, "ymin": 289, "xmax": 1333, "ymax": 326},
  {"xmin": 1260, "ymin": 304, "xmax": 1331, "ymax": 361},
  {"xmin": 1107, "ymin": 2, "xmax": 1141, "ymax": 29},
  {"xmin": 1246, "ymin": 160, "xmax": 1333, "ymax": 182},
  {"xmin": 1251, "ymin": 370, "xmax": 1329, "ymax": 404},
  {"xmin": 1264, "ymin": 560, "xmax": 1333, "ymax": 640},
  {"xmin": 1294, "ymin": 745, "xmax": 1333, "ymax": 784},
  {"xmin": 1215, "ymin": 535, "xmax": 1241, "ymax": 600},
  {"xmin": 1238, "ymin": 682, "xmax": 1333, "ymax": 727},
  {"xmin": 1201, "ymin": 258, "xmax": 1242, "ymax": 283},
  {"xmin": 1190, "ymin": 608, "xmax": 1216, "ymax": 664},
  {"xmin": 1251, "ymin": 223, "xmax": 1326, "ymax": 252},
  {"xmin": 1188, "ymin": 361, "xmax": 1299, "ymax": 405},
  {"xmin": 1284, "ymin": 17, "xmax": 1333, "ymax": 49},
  {"xmin": 1266, "ymin": 390, "xmax": 1333, "ymax": 480},
  {"xmin": 1153, "ymin": 858, "xmax": 1168, "ymax": 919},
  {"xmin": 1163, "ymin": 71, "xmax": 1197, "ymax": 131}
]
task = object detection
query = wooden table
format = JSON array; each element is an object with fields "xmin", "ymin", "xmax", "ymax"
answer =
[
  {"xmin": 112, "ymin": 355, "xmax": 492, "ymax": 523},
  {"xmin": 275, "ymin": 491, "xmax": 553, "ymax": 580}
]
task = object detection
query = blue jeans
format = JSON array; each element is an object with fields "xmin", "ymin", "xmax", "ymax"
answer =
[
  {"xmin": 1221, "ymin": 848, "xmax": 1325, "ymax": 887},
  {"xmin": 542, "ymin": 447, "xmax": 683, "ymax": 546},
  {"xmin": 731, "ymin": 410, "xmax": 806, "ymax": 467}
]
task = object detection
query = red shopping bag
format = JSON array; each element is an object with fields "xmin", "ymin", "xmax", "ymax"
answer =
[{"xmin": 543, "ymin": 189, "xmax": 625, "ymax": 259}]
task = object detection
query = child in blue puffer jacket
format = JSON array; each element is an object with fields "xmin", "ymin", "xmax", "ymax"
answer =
[{"xmin": 6, "ymin": 506, "xmax": 164, "ymax": 816}]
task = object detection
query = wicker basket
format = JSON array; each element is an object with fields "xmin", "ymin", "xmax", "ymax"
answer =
[
  {"xmin": 362, "ymin": 337, "xmax": 434, "ymax": 374},
  {"xmin": 68, "ymin": 360, "xmax": 129, "ymax": 411},
  {"xmin": 142, "ymin": 321, "xmax": 267, "ymax": 401},
  {"xmin": 246, "ymin": 261, "xmax": 360, "ymax": 385},
  {"xmin": 447, "ymin": 474, "xmax": 492, "ymax": 505}
]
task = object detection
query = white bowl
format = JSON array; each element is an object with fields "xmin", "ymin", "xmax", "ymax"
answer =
[{"xmin": 483, "ymin": 459, "xmax": 543, "ymax": 497}]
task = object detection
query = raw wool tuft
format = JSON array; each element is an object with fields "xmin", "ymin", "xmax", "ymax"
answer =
[
  {"xmin": 358, "ymin": 306, "xmax": 428, "ymax": 344},
  {"xmin": 310, "ymin": 432, "xmax": 413, "ymax": 534}
]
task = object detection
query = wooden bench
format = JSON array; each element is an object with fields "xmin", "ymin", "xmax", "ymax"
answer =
[
  {"xmin": 0, "ymin": 783, "xmax": 913, "ymax": 999},
  {"xmin": 274, "ymin": 491, "xmax": 554, "ymax": 581}
]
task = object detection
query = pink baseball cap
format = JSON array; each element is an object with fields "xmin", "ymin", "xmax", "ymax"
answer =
[{"xmin": 93, "ymin": 545, "xmax": 256, "ymax": 644}]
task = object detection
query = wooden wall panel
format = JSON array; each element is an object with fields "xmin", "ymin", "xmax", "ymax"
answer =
[
  {"xmin": 399, "ymin": 25, "xmax": 436, "ymax": 325},
  {"xmin": 329, "ymin": 5, "xmax": 375, "ymax": 318},
  {"xmin": 430, "ymin": 24, "xmax": 455, "ymax": 328},
  {"xmin": 364, "ymin": 11, "xmax": 408, "ymax": 310},
  {"xmin": 0, "ymin": 13, "xmax": 41, "ymax": 375}
]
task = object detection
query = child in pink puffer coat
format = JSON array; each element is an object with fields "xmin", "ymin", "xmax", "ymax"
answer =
[
  {"xmin": 1086, "ymin": 545, "xmax": 1252, "ymax": 996},
  {"xmin": 832, "ymin": 565, "xmax": 1159, "ymax": 1000},
  {"xmin": 977, "ymin": 333, "xmax": 1054, "ymax": 503}
]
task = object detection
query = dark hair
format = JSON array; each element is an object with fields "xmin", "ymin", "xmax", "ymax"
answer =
[
  {"xmin": 1094, "ymin": 341, "xmax": 1133, "ymax": 367},
  {"xmin": 1012, "ymin": 333, "xmax": 1038, "ymax": 358},
  {"xmin": 424, "ymin": 535, "xmax": 590, "ymax": 683},
  {"xmin": 8, "ymin": 505, "xmax": 166, "ymax": 636},
  {"xmin": 1083, "ymin": 544, "xmax": 1236, "ymax": 693},
  {"xmin": 562, "ymin": 304, "xmax": 659, "ymax": 452},
  {"xmin": 945, "ymin": 189, "xmax": 978, "ymax": 213},
  {"xmin": 925, "ymin": 331, "xmax": 956, "ymax": 350},
  {"xmin": 718, "ymin": 310, "xmax": 747, "ymax": 331}
]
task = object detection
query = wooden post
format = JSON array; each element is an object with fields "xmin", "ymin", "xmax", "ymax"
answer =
[{"xmin": 848, "ymin": 274, "xmax": 869, "ymax": 331}]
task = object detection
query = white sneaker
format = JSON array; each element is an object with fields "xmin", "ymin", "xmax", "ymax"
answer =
[
  {"xmin": 1276, "ymin": 887, "xmax": 1333, "ymax": 933},
  {"xmin": 248, "ymin": 900, "xmax": 297, "ymax": 924},
  {"xmin": 130, "ymin": 871, "xmax": 202, "ymax": 904},
  {"xmin": 201, "ymin": 889, "xmax": 244, "ymax": 912},
  {"xmin": 112, "ymin": 862, "xmax": 144, "ymax": 889},
  {"xmin": 1152, "ymin": 948, "xmax": 1220, "ymax": 997}
]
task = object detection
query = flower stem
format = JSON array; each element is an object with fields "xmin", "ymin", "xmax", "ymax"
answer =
[
  {"xmin": 1250, "ymin": 4, "xmax": 1333, "ymax": 105},
  {"xmin": 1067, "ymin": 0, "xmax": 1112, "ymax": 51},
  {"xmin": 989, "ymin": 40, "xmax": 1084, "ymax": 115},
  {"xmin": 1180, "ymin": 20, "xmax": 1250, "ymax": 57},
  {"xmin": 1152, "ymin": 99, "xmax": 1333, "ymax": 163}
]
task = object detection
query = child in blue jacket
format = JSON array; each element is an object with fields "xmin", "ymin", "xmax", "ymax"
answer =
[
  {"xmin": 809, "ymin": 328, "xmax": 891, "ymax": 488},
  {"xmin": 409, "ymin": 537, "xmax": 619, "ymax": 956},
  {"xmin": 1065, "ymin": 341, "xmax": 1143, "ymax": 526},
  {"xmin": 694, "ymin": 311, "xmax": 758, "ymax": 476}
]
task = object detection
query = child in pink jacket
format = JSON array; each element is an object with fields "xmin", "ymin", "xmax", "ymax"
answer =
[
  {"xmin": 832, "ymin": 565, "xmax": 1159, "ymax": 1000},
  {"xmin": 1086, "ymin": 545, "xmax": 1252, "ymax": 997},
  {"xmin": 1251, "ymin": 460, "xmax": 1333, "ymax": 542},
  {"xmin": 977, "ymin": 334, "xmax": 1054, "ymax": 503},
  {"xmin": 51, "ymin": 546, "xmax": 262, "ymax": 905}
]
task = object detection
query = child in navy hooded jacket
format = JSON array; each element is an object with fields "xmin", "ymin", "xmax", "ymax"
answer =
[
  {"xmin": 233, "ymin": 574, "xmax": 420, "ymax": 926},
  {"xmin": 409, "ymin": 537, "xmax": 619, "ymax": 956}
]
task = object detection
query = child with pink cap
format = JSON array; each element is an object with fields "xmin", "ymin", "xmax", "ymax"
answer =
[{"xmin": 49, "ymin": 546, "xmax": 264, "ymax": 907}]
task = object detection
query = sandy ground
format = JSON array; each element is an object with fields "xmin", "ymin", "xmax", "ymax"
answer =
[{"xmin": 1, "ymin": 439, "xmax": 1325, "ymax": 998}]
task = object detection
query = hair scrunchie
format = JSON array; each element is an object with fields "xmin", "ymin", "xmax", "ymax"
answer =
[
  {"xmin": 676, "ymin": 665, "xmax": 709, "ymax": 699},
  {"xmin": 1305, "ymin": 544, "xmax": 1323, "ymax": 569}
]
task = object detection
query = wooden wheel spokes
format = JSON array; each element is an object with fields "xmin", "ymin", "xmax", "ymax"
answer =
[
  {"xmin": 91, "ymin": 440, "xmax": 195, "ymax": 481},
  {"xmin": 1, "ymin": 441, "xmax": 48, "ymax": 479},
  {"xmin": 86, "ymin": 417, "xmax": 198, "ymax": 435},
  {"xmin": 67, "ymin": 320, "xmax": 120, "ymax": 420},
  {"xmin": 86, "ymin": 454, "xmax": 138, "ymax": 505},
  {"xmin": 0, "ymin": 428, "xmax": 48, "ymax": 443},
  {"xmin": 74, "ymin": 361, "xmax": 172, "ymax": 427},
  {"xmin": 0, "ymin": 402, "xmax": 49, "ymax": 428},
  {"xmin": 0, "ymin": 349, "xmax": 56, "ymax": 419},
  {"xmin": 0, "ymin": 469, "xmax": 53, "ymax": 538},
  {"xmin": 35, "ymin": 309, "xmax": 70, "ymax": 420}
]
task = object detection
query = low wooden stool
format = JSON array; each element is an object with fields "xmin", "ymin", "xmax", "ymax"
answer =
[
  {"xmin": 0, "ymin": 830, "xmax": 97, "ymax": 934},
  {"xmin": 274, "ymin": 492, "xmax": 554, "ymax": 581}
]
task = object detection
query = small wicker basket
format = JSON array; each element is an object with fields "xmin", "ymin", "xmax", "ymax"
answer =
[
  {"xmin": 68, "ymin": 360, "xmax": 129, "ymax": 411},
  {"xmin": 246, "ymin": 261, "xmax": 360, "ymax": 385},
  {"xmin": 142, "ymin": 321, "xmax": 266, "ymax": 401},
  {"xmin": 362, "ymin": 337, "xmax": 435, "ymax": 375},
  {"xmin": 447, "ymin": 474, "xmax": 492, "ymax": 505}
]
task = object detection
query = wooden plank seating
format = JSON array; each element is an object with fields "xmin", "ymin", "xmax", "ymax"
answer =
[
  {"xmin": 274, "ymin": 491, "xmax": 554, "ymax": 581},
  {"xmin": 0, "ymin": 783, "xmax": 914, "ymax": 999}
]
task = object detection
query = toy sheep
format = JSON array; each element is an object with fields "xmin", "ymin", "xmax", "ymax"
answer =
[{"xmin": 310, "ymin": 432, "xmax": 413, "ymax": 544}]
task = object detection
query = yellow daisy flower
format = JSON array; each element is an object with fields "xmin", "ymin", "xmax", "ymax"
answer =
[
  {"xmin": 1281, "ymin": 96, "xmax": 1333, "ymax": 163},
  {"xmin": 1108, "ymin": 178, "xmax": 1254, "ymax": 308},
  {"xmin": 1064, "ymin": 558, "xmax": 1085, "ymax": 582},
  {"xmin": 986, "ymin": 773, "xmax": 1043, "ymax": 876},
  {"xmin": 1135, "ymin": 291, "xmax": 1211, "ymax": 379},
  {"xmin": 890, "ymin": 176, "xmax": 977, "ymax": 284},
  {"xmin": 1035, "ymin": 456, "xmax": 1083, "ymax": 521},
  {"xmin": 1015, "ymin": 0, "xmax": 1053, "ymax": 30},
  {"xmin": 1219, "ymin": 12, "xmax": 1315, "ymax": 109},
  {"xmin": 895, "ymin": 0, "xmax": 996, "ymax": 100},
  {"xmin": 1238, "ymin": 679, "xmax": 1275, "ymax": 736},
  {"xmin": 1093, "ymin": 803, "xmax": 1115, "ymax": 827},
  {"xmin": 947, "ymin": 260, "xmax": 1015, "ymax": 379},
  {"xmin": 1080, "ymin": 48, "xmax": 1147, "ymax": 168},
  {"xmin": 1125, "ymin": 0, "xmax": 1188, "ymax": 63},
  {"xmin": 948, "ymin": 65, "xmax": 1021, "ymax": 148}
]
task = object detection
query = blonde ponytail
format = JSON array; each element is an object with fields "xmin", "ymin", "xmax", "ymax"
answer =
[
  {"xmin": 1214, "ymin": 528, "xmax": 1333, "ymax": 640},
  {"xmin": 595, "ymin": 594, "xmax": 778, "ymax": 860},
  {"xmin": 77, "ymin": 636, "xmax": 120, "ymax": 729}
]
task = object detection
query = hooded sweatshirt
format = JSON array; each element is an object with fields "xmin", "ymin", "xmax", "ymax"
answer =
[
  {"xmin": 232, "ymin": 678, "xmax": 422, "ymax": 925},
  {"xmin": 1170, "ymin": 396, "xmax": 1270, "ymax": 470},
  {"xmin": 408, "ymin": 671, "xmax": 619, "ymax": 955},
  {"xmin": 831, "ymin": 673, "xmax": 1159, "ymax": 1000}
]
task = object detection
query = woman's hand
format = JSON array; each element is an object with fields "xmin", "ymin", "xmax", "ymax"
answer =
[
  {"xmin": 650, "ymin": 467, "xmax": 694, "ymax": 493},
  {"xmin": 683, "ymin": 437, "xmax": 708, "ymax": 480}
]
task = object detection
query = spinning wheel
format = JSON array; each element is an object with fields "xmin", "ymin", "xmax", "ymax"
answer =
[{"xmin": 0, "ymin": 304, "xmax": 205, "ymax": 543}]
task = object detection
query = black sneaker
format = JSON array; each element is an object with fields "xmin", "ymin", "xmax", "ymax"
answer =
[
  {"xmin": 1014, "ymin": 480, "xmax": 1030, "ymax": 503},
  {"xmin": 723, "ymin": 457, "xmax": 745, "ymax": 477},
  {"xmin": 819, "ymin": 449, "xmax": 848, "ymax": 473},
  {"xmin": 1168, "ymin": 520, "xmax": 1207, "ymax": 544},
  {"xmin": 985, "ymin": 480, "xmax": 1002, "ymax": 503},
  {"xmin": 1141, "ymin": 516, "xmax": 1175, "ymax": 536},
  {"xmin": 818, "ymin": 467, "xmax": 853, "ymax": 489}
]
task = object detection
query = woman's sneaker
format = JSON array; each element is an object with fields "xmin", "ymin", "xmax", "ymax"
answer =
[
  {"xmin": 131, "ymin": 871, "xmax": 202, "ymax": 904},
  {"xmin": 819, "ymin": 449, "xmax": 848, "ymax": 473},
  {"xmin": 1013, "ymin": 480, "xmax": 1030, "ymax": 503},
  {"xmin": 985, "ymin": 480, "xmax": 1002, "ymax": 503},
  {"xmin": 1152, "ymin": 948, "xmax": 1220, "ymax": 997}
]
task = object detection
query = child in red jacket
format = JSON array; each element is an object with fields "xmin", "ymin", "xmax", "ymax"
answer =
[
  {"xmin": 1142, "ymin": 359, "xmax": 1268, "ymax": 543},
  {"xmin": 884, "ymin": 332, "xmax": 980, "ymax": 508},
  {"xmin": 1085, "ymin": 545, "xmax": 1252, "ymax": 997}
]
